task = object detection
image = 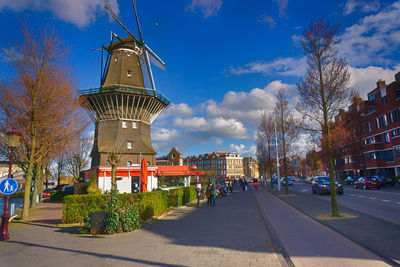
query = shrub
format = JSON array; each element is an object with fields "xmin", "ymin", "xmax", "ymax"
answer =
[
  {"xmin": 63, "ymin": 185, "xmax": 197, "ymax": 225},
  {"xmin": 50, "ymin": 189, "xmax": 73, "ymax": 200},
  {"xmin": 120, "ymin": 205, "xmax": 141, "ymax": 232}
]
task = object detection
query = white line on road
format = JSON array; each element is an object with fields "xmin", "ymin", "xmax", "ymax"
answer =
[
  {"xmin": 397, "ymin": 202, "xmax": 400, "ymax": 205},
  {"xmin": 358, "ymin": 195, "xmax": 365, "ymax": 198},
  {"xmin": 381, "ymin": 199, "xmax": 390, "ymax": 203},
  {"xmin": 301, "ymin": 189, "xmax": 308, "ymax": 192},
  {"xmin": 369, "ymin": 197, "xmax": 376, "ymax": 200},
  {"xmin": 350, "ymin": 194, "xmax": 355, "ymax": 196}
]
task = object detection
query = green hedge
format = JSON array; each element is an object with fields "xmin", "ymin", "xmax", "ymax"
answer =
[
  {"xmin": 62, "ymin": 186, "xmax": 196, "ymax": 224},
  {"xmin": 50, "ymin": 190, "xmax": 74, "ymax": 200}
]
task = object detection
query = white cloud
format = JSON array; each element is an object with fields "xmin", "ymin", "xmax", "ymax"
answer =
[
  {"xmin": 229, "ymin": 57, "xmax": 306, "ymax": 77},
  {"xmin": 229, "ymin": 144, "xmax": 256, "ymax": 156},
  {"xmin": 152, "ymin": 128, "xmax": 180, "ymax": 142},
  {"xmin": 273, "ymin": 0, "xmax": 288, "ymax": 17},
  {"xmin": 258, "ymin": 14, "xmax": 276, "ymax": 29},
  {"xmin": 0, "ymin": 0, "xmax": 119, "ymax": 28},
  {"xmin": 340, "ymin": 1, "xmax": 400, "ymax": 66},
  {"xmin": 185, "ymin": 0, "xmax": 222, "ymax": 18},
  {"xmin": 157, "ymin": 103, "xmax": 194, "ymax": 119},
  {"xmin": 343, "ymin": 0, "xmax": 380, "ymax": 15},
  {"xmin": 202, "ymin": 81, "xmax": 296, "ymax": 122},
  {"xmin": 173, "ymin": 116, "xmax": 248, "ymax": 139},
  {"xmin": 349, "ymin": 65, "xmax": 400, "ymax": 97}
]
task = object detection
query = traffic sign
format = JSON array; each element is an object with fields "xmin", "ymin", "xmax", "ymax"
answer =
[{"xmin": 0, "ymin": 178, "xmax": 18, "ymax": 195}]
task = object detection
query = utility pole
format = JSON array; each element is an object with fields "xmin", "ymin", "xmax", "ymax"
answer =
[{"xmin": 274, "ymin": 116, "xmax": 281, "ymax": 191}]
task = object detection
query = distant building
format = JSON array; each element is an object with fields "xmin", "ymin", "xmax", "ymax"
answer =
[
  {"xmin": 156, "ymin": 147, "xmax": 184, "ymax": 166},
  {"xmin": 0, "ymin": 161, "xmax": 24, "ymax": 189},
  {"xmin": 334, "ymin": 72, "xmax": 400, "ymax": 178},
  {"xmin": 289, "ymin": 155, "xmax": 303, "ymax": 176},
  {"xmin": 184, "ymin": 152, "xmax": 244, "ymax": 179},
  {"xmin": 243, "ymin": 157, "xmax": 259, "ymax": 178}
]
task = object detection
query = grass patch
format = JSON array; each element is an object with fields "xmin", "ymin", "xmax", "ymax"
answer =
[{"xmin": 315, "ymin": 213, "xmax": 357, "ymax": 220}]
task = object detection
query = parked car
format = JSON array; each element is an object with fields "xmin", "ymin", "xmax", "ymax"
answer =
[
  {"xmin": 281, "ymin": 177, "xmax": 293, "ymax": 186},
  {"xmin": 62, "ymin": 185, "xmax": 74, "ymax": 192},
  {"xmin": 42, "ymin": 188, "xmax": 55, "ymax": 198},
  {"xmin": 272, "ymin": 177, "xmax": 278, "ymax": 183},
  {"xmin": 354, "ymin": 177, "xmax": 380, "ymax": 190},
  {"xmin": 312, "ymin": 176, "xmax": 343, "ymax": 195},
  {"xmin": 344, "ymin": 177, "xmax": 355, "ymax": 185},
  {"xmin": 373, "ymin": 175, "xmax": 395, "ymax": 187}
]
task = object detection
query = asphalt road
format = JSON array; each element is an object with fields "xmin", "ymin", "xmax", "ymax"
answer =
[{"xmin": 288, "ymin": 181, "xmax": 400, "ymax": 225}]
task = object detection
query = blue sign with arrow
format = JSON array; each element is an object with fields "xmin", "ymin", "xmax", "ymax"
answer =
[{"xmin": 0, "ymin": 178, "xmax": 18, "ymax": 195}]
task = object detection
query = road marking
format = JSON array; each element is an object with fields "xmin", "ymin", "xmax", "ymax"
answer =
[
  {"xmin": 369, "ymin": 197, "xmax": 376, "ymax": 200},
  {"xmin": 381, "ymin": 199, "xmax": 390, "ymax": 203},
  {"xmin": 358, "ymin": 195, "xmax": 365, "ymax": 198},
  {"xmin": 350, "ymin": 194, "xmax": 355, "ymax": 196},
  {"xmin": 301, "ymin": 189, "xmax": 308, "ymax": 192},
  {"xmin": 397, "ymin": 202, "xmax": 400, "ymax": 205}
]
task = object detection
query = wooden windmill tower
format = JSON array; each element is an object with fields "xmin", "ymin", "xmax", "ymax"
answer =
[{"xmin": 79, "ymin": 0, "xmax": 170, "ymax": 168}]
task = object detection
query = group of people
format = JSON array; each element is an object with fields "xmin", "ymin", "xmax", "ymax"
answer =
[{"xmin": 195, "ymin": 180, "xmax": 234, "ymax": 207}]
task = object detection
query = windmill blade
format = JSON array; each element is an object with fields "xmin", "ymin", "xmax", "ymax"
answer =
[
  {"xmin": 144, "ymin": 44, "xmax": 166, "ymax": 71},
  {"xmin": 105, "ymin": 1, "xmax": 140, "ymax": 43},
  {"xmin": 132, "ymin": 0, "xmax": 144, "ymax": 42}
]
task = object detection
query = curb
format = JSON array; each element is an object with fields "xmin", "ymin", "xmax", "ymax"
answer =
[{"xmin": 263, "ymin": 185, "xmax": 400, "ymax": 267}]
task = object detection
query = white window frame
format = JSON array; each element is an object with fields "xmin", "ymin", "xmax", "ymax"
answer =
[
  {"xmin": 127, "ymin": 141, "xmax": 132, "ymax": 149},
  {"xmin": 122, "ymin": 121, "xmax": 127, "ymax": 128},
  {"xmin": 127, "ymin": 70, "xmax": 131, "ymax": 77},
  {"xmin": 132, "ymin": 121, "xmax": 137, "ymax": 129}
]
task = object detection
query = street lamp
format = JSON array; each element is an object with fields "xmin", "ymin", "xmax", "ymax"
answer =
[{"xmin": 0, "ymin": 129, "xmax": 22, "ymax": 241}]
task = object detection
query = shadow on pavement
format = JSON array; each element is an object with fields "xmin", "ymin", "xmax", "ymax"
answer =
[{"xmin": 7, "ymin": 240, "xmax": 185, "ymax": 267}]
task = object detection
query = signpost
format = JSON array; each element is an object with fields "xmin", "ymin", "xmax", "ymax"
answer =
[{"xmin": 0, "ymin": 178, "xmax": 18, "ymax": 241}]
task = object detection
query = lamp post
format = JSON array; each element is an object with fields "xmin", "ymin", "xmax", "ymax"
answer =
[{"xmin": 0, "ymin": 129, "xmax": 21, "ymax": 241}]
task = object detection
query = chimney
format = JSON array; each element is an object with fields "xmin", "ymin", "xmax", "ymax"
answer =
[
  {"xmin": 395, "ymin": 72, "xmax": 400, "ymax": 82},
  {"xmin": 377, "ymin": 79, "xmax": 386, "ymax": 89}
]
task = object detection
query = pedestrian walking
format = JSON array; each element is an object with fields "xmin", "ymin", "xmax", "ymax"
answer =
[
  {"xmin": 244, "ymin": 180, "xmax": 248, "ymax": 192},
  {"xmin": 206, "ymin": 183, "xmax": 212, "ymax": 207},
  {"xmin": 229, "ymin": 180, "xmax": 233, "ymax": 194},
  {"xmin": 195, "ymin": 183, "xmax": 202, "ymax": 207},
  {"xmin": 210, "ymin": 183, "xmax": 217, "ymax": 207},
  {"xmin": 254, "ymin": 180, "xmax": 258, "ymax": 191}
]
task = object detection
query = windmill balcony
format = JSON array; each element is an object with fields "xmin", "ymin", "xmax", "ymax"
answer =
[{"xmin": 79, "ymin": 84, "xmax": 171, "ymax": 106}]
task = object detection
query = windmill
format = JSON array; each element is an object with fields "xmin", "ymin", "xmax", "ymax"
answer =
[{"xmin": 79, "ymin": 0, "xmax": 170, "ymax": 168}]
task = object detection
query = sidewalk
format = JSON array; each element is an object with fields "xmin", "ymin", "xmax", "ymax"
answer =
[
  {"xmin": 252, "ymin": 185, "xmax": 390, "ymax": 267},
  {"xmin": 0, "ymin": 187, "xmax": 285, "ymax": 267}
]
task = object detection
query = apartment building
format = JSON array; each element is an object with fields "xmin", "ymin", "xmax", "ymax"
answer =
[
  {"xmin": 334, "ymin": 72, "xmax": 400, "ymax": 177},
  {"xmin": 184, "ymin": 152, "xmax": 244, "ymax": 179}
]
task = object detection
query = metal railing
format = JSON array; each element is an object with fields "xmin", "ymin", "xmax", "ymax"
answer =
[{"xmin": 79, "ymin": 85, "xmax": 171, "ymax": 105}]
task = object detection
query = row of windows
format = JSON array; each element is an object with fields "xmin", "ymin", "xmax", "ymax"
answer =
[
  {"xmin": 368, "ymin": 90, "xmax": 400, "ymax": 103},
  {"xmin": 122, "ymin": 121, "xmax": 137, "ymax": 129},
  {"xmin": 364, "ymin": 150, "xmax": 394, "ymax": 162}
]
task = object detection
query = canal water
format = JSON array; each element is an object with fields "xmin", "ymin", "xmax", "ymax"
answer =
[{"xmin": 0, "ymin": 198, "xmax": 23, "ymax": 216}]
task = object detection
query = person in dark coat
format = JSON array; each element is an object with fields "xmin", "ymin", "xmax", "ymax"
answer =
[{"xmin": 206, "ymin": 183, "xmax": 212, "ymax": 207}]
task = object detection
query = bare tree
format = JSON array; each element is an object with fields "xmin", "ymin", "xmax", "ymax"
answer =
[
  {"xmin": 275, "ymin": 89, "xmax": 300, "ymax": 195},
  {"xmin": 296, "ymin": 20, "xmax": 351, "ymax": 216},
  {"xmin": 257, "ymin": 112, "xmax": 276, "ymax": 189},
  {"xmin": 53, "ymin": 154, "xmax": 67, "ymax": 186},
  {"xmin": 0, "ymin": 26, "xmax": 88, "ymax": 219},
  {"xmin": 66, "ymin": 136, "xmax": 91, "ymax": 183},
  {"xmin": 256, "ymin": 130, "xmax": 267, "ymax": 179},
  {"xmin": 107, "ymin": 143, "xmax": 123, "ymax": 190}
]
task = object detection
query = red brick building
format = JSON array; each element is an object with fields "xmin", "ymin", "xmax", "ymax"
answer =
[{"xmin": 334, "ymin": 72, "xmax": 400, "ymax": 178}]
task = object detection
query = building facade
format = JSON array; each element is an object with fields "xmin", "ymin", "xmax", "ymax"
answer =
[
  {"xmin": 184, "ymin": 152, "xmax": 244, "ymax": 179},
  {"xmin": 334, "ymin": 72, "xmax": 400, "ymax": 178},
  {"xmin": 243, "ymin": 157, "xmax": 259, "ymax": 179}
]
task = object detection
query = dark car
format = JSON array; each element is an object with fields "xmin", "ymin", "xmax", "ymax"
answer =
[
  {"xmin": 312, "ymin": 176, "xmax": 343, "ymax": 195},
  {"xmin": 373, "ymin": 175, "xmax": 395, "ymax": 187},
  {"xmin": 354, "ymin": 177, "xmax": 380, "ymax": 190},
  {"xmin": 344, "ymin": 177, "xmax": 355, "ymax": 185},
  {"xmin": 272, "ymin": 177, "xmax": 278, "ymax": 183}
]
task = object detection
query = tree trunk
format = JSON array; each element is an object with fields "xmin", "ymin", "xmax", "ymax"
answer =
[
  {"xmin": 111, "ymin": 164, "xmax": 116, "ymax": 190},
  {"xmin": 31, "ymin": 164, "xmax": 40, "ymax": 208}
]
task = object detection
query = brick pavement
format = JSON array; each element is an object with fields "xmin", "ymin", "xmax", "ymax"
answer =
[{"xmin": 0, "ymin": 187, "xmax": 285, "ymax": 267}]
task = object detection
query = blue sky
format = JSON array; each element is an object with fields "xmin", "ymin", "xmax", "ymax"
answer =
[{"xmin": 1, "ymin": 0, "xmax": 400, "ymax": 158}]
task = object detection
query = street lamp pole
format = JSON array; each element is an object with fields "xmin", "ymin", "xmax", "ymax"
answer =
[{"xmin": 0, "ymin": 129, "xmax": 21, "ymax": 241}]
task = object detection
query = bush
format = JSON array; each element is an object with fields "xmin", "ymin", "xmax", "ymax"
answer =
[
  {"xmin": 50, "ymin": 189, "xmax": 74, "ymax": 200},
  {"xmin": 121, "ymin": 205, "xmax": 141, "ymax": 232},
  {"xmin": 63, "ymin": 185, "xmax": 197, "ymax": 224}
]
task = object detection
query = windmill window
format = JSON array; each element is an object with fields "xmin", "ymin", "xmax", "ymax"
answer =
[
  {"xmin": 114, "ymin": 57, "xmax": 118, "ymax": 63},
  {"xmin": 127, "ymin": 70, "xmax": 132, "ymax": 77},
  {"xmin": 132, "ymin": 121, "xmax": 137, "ymax": 129},
  {"xmin": 127, "ymin": 161, "xmax": 132, "ymax": 166},
  {"xmin": 127, "ymin": 141, "xmax": 132, "ymax": 149},
  {"xmin": 122, "ymin": 121, "xmax": 127, "ymax": 128}
]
